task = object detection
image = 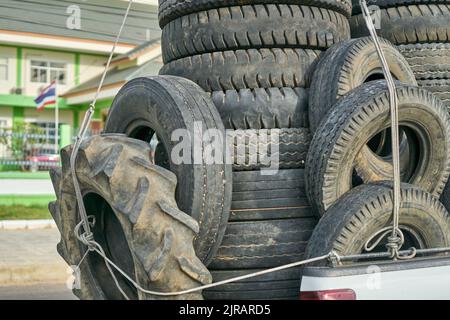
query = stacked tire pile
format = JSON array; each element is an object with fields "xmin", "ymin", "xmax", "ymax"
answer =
[
  {"xmin": 301, "ymin": 30, "xmax": 450, "ymax": 258},
  {"xmin": 350, "ymin": 0, "xmax": 450, "ymax": 105},
  {"xmin": 158, "ymin": 0, "xmax": 351, "ymax": 299}
]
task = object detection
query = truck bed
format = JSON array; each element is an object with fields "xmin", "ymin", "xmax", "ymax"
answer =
[{"xmin": 300, "ymin": 256, "xmax": 450, "ymax": 299}]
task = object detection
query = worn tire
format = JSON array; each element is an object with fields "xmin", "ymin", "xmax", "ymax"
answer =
[
  {"xmin": 158, "ymin": 0, "xmax": 353, "ymax": 27},
  {"xmin": 305, "ymin": 81, "xmax": 450, "ymax": 216},
  {"xmin": 417, "ymin": 79, "xmax": 450, "ymax": 105},
  {"xmin": 104, "ymin": 76, "xmax": 232, "ymax": 264},
  {"xmin": 49, "ymin": 135, "xmax": 212, "ymax": 299},
  {"xmin": 229, "ymin": 129, "xmax": 310, "ymax": 171},
  {"xmin": 159, "ymin": 49, "xmax": 321, "ymax": 92},
  {"xmin": 212, "ymin": 88, "xmax": 309, "ymax": 130},
  {"xmin": 398, "ymin": 43, "xmax": 450, "ymax": 80},
  {"xmin": 230, "ymin": 169, "xmax": 311, "ymax": 218},
  {"xmin": 309, "ymin": 37, "xmax": 416, "ymax": 131},
  {"xmin": 305, "ymin": 182, "xmax": 450, "ymax": 264},
  {"xmin": 204, "ymin": 268, "xmax": 303, "ymax": 300},
  {"xmin": 351, "ymin": 0, "xmax": 450, "ymax": 14},
  {"xmin": 161, "ymin": 4, "xmax": 350, "ymax": 62},
  {"xmin": 205, "ymin": 169, "xmax": 316, "ymax": 300},
  {"xmin": 350, "ymin": 4, "xmax": 450, "ymax": 45}
]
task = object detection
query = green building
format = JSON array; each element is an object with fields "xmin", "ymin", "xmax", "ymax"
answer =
[{"xmin": 0, "ymin": 0, "xmax": 161, "ymax": 142}]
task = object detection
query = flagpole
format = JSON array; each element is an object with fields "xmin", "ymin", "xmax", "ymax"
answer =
[{"xmin": 55, "ymin": 83, "xmax": 59, "ymax": 154}]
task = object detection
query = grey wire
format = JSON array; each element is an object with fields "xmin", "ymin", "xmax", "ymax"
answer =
[{"xmin": 359, "ymin": 0, "xmax": 405, "ymax": 258}]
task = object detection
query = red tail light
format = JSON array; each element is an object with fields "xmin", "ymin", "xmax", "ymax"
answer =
[{"xmin": 300, "ymin": 289, "xmax": 356, "ymax": 300}]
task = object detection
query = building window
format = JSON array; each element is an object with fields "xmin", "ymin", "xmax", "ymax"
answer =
[
  {"xmin": 0, "ymin": 57, "xmax": 8, "ymax": 81},
  {"xmin": 30, "ymin": 60, "xmax": 66, "ymax": 84}
]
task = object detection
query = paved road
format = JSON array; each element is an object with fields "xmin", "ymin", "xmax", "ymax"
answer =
[
  {"xmin": 0, "ymin": 282, "xmax": 77, "ymax": 300},
  {"xmin": 0, "ymin": 179, "xmax": 54, "ymax": 195},
  {"xmin": 0, "ymin": 229, "xmax": 67, "ymax": 285}
]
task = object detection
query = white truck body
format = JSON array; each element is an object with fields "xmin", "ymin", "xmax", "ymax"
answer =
[{"xmin": 300, "ymin": 257, "xmax": 450, "ymax": 300}]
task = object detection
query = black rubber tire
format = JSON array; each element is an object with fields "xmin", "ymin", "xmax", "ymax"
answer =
[
  {"xmin": 204, "ymin": 268, "xmax": 302, "ymax": 300},
  {"xmin": 305, "ymin": 81, "xmax": 450, "ymax": 216},
  {"xmin": 350, "ymin": 4, "xmax": 450, "ymax": 45},
  {"xmin": 49, "ymin": 135, "xmax": 212, "ymax": 299},
  {"xmin": 212, "ymin": 88, "xmax": 309, "ymax": 130},
  {"xmin": 398, "ymin": 43, "xmax": 450, "ymax": 80},
  {"xmin": 103, "ymin": 76, "xmax": 232, "ymax": 265},
  {"xmin": 209, "ymin": 217, "xmax": 317, "ymax": 269},
  {"xmin": 159, "ymin": 48, "xmax": 321, "ymax": 92},
  {"xmin": 158, "ymin": 0, "xmax": 353, "ymax": 27},
  {"xmin": 161, "ymin": 4, "xmax": 350, "ymax": 63},
  {"xmin": 205, "ymin": 169, "xmax": 317, "ymax": 300},
  {"xmin": 417, "ymin": 79, "xmax": 450, "ymax": 105},
  {"xmin": 351, "ymin": 0, "xmax": 450, "ymax": 14},
  {"xmin": 229, "ymin": 129, "xmax": 311, "ymax": 171},
  {"xmin": 305, "ymin": 182, "xmax": 450, "ymax": 264},
  {"xmin": 231, "ymin": 169, "xmax": 312, "ymax": 220},
  {"xmin": 309, "ymin": 37, "xmax": 416, "ymax": 131}
]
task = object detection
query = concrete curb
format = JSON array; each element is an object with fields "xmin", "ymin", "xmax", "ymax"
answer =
[{"xmin": 0, "ymin": 219, "xmax": 56, "ymax": 230}]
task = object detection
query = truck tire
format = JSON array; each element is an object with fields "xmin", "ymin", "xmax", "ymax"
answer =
[
  {"xmin": 158, "ymin": 0, "xmax": 353, "ymax": 27},
  {"xmin": 417, "ymin": 79, "xmax": 450, "ymax": 105},
  {"xmin": 305, "ymin": 182, "xmax": 450, "ymax": 263},
  {"xmin": 205, "ymin": 169, "xmax": 317, "ymax": 300},
  {"xmin": 398, "ymin": 43, "xmax": 450, "ymax": 80},
  {"xmin": 49, "ymin": 135, "xmax": 212, "ymax": 299},
  {"xmin": 104, "ymin": 76, "xmax": 232, "ymax": 265},
  {"xmin": 229, "ymin": 128, "xmax": 311, "ymax": 170},
  {"xmin": 309, "ymin": 37, "xmax": 416, "ymax": 131},
  {"xmin": 351, "ymin": 0, "xmax": 450, "ymax": 14},
  {"xmin": 204, "ymin": 268, "xmax": 303, "ymax": 300},
  {"xmin": 212, "ymin": 88, "xmax": 309, "ymax": 130},
  {"xmin": 350, "ymin": 5, "xmax": 450, "ymax": 45},
  {"xmin": 159, "ymin": 48, "xmax": 321, "ymax": 92},
  {"xmin": 161, "ymin": 4, "xmax": 350, "ymax": 63},
  {"xmin": 305, "ymin": 81, "xmax": 450, "ymax": 216}
]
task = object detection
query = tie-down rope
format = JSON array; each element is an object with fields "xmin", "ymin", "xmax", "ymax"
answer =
[
  {"xmin": 358, "ymin": 0, "xmax": 416, "ymax": 260},
  {"xmin": 67, "ymin": 0, "xmax": 413, "ymax": 299}
]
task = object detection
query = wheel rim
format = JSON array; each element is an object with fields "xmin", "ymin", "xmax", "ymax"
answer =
[{"xmin": 83, "ymin": 192, "xmax": 138, "ymax": 299}]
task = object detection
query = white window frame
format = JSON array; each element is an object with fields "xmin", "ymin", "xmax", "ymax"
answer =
[
  {"xmin": 29, "ymin": 58, "xmax": 67, "ymax": 85},
  {"xmin": 0, "ymin": 56, "xmax": 9, "ymax": 82}
]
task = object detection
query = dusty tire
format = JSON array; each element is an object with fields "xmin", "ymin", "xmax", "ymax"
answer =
[
  {"xmin": 309, "ymin": 37, "xmax": 416, "ymax": 131},
  {"xmin": 104, "ymin": 76, "xmax": 232, "ymax": 264},
  {"xmin": 398, "ymin": 43, "xmax": 450, "ymax": 80},
  {"xmin": 229, "ymin": 129, "xmax": 311, "ymax": 171},
  {"xmin": 230, "ymin": 169, "xmax": 311, "ymax": 217},
  {"xmin": 205, "ymin": 169, "xmax": 317, "ymax": 300},
  {"xmin": 204, "ymin": 268, "xmax": 303, "ymax": 300},
  {"xmin": 351, "ymin": 0, "xmax": 450, "ymax": 14},
  {"xmin": 305, "ymin": 81, "xmax": 450, "ymax": 216},
  {"xmin": 158, "ymin": 0, "xmax": 353, "ymax": 27},
  {"xmin": 350, "ymin": 5, "xmax": 450, "ymax": 45},
  {"xmin": 212, "ymin": 88, "xmax": 309, "ymax": 130},
  {"xmin": 159, "ymin": 49, "xmax": 321, "ymax": 92},
  {"xmin": 305, "ymin": 182, "xmax": 450, "ymax": 264},
  {"xmin": 161, "ymin": 4, "xmax": 350, "ymax": 62},
  {"xmin": 417, "ymin": 79, "xmax": 450, "ymax": 105},
  {"xmin": 49, "ymin": 135, "xmax": 212, "ymax": 300}
]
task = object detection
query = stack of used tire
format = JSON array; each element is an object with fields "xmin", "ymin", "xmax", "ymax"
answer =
[
  {"xmin": 350, "ymin": 0, "xmax": 450, "ymax": 105},
  {"xmin": 158, "ymin": 0, "xmax": 352, "ymax": 299},
  {"xmin": 300, "ymin": 36, "xmax": 450, "ymax": 259}
]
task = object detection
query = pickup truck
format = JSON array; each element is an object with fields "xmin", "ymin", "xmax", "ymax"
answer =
[{"xmin": 299, "ymin": 256, "xmax": 450, "ymax": 300}]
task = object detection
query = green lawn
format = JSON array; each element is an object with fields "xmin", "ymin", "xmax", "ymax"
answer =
[
  {"xmin": 0, "ymin": 204, "xmax": 51, "ymax": 220},
  {"xmin": 0, "ymin": 171, "xmax": 51, "ymax": 179}
]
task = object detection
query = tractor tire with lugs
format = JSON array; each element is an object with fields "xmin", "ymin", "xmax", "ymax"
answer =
[{"xmin": 49, "ymin": 135, "xmax": 212, "ymax": 300}]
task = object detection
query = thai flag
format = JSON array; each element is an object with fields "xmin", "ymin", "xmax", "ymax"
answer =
[{"xmin": 35, "ymin": 81, "xmax": 57, "ymax": 111}]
